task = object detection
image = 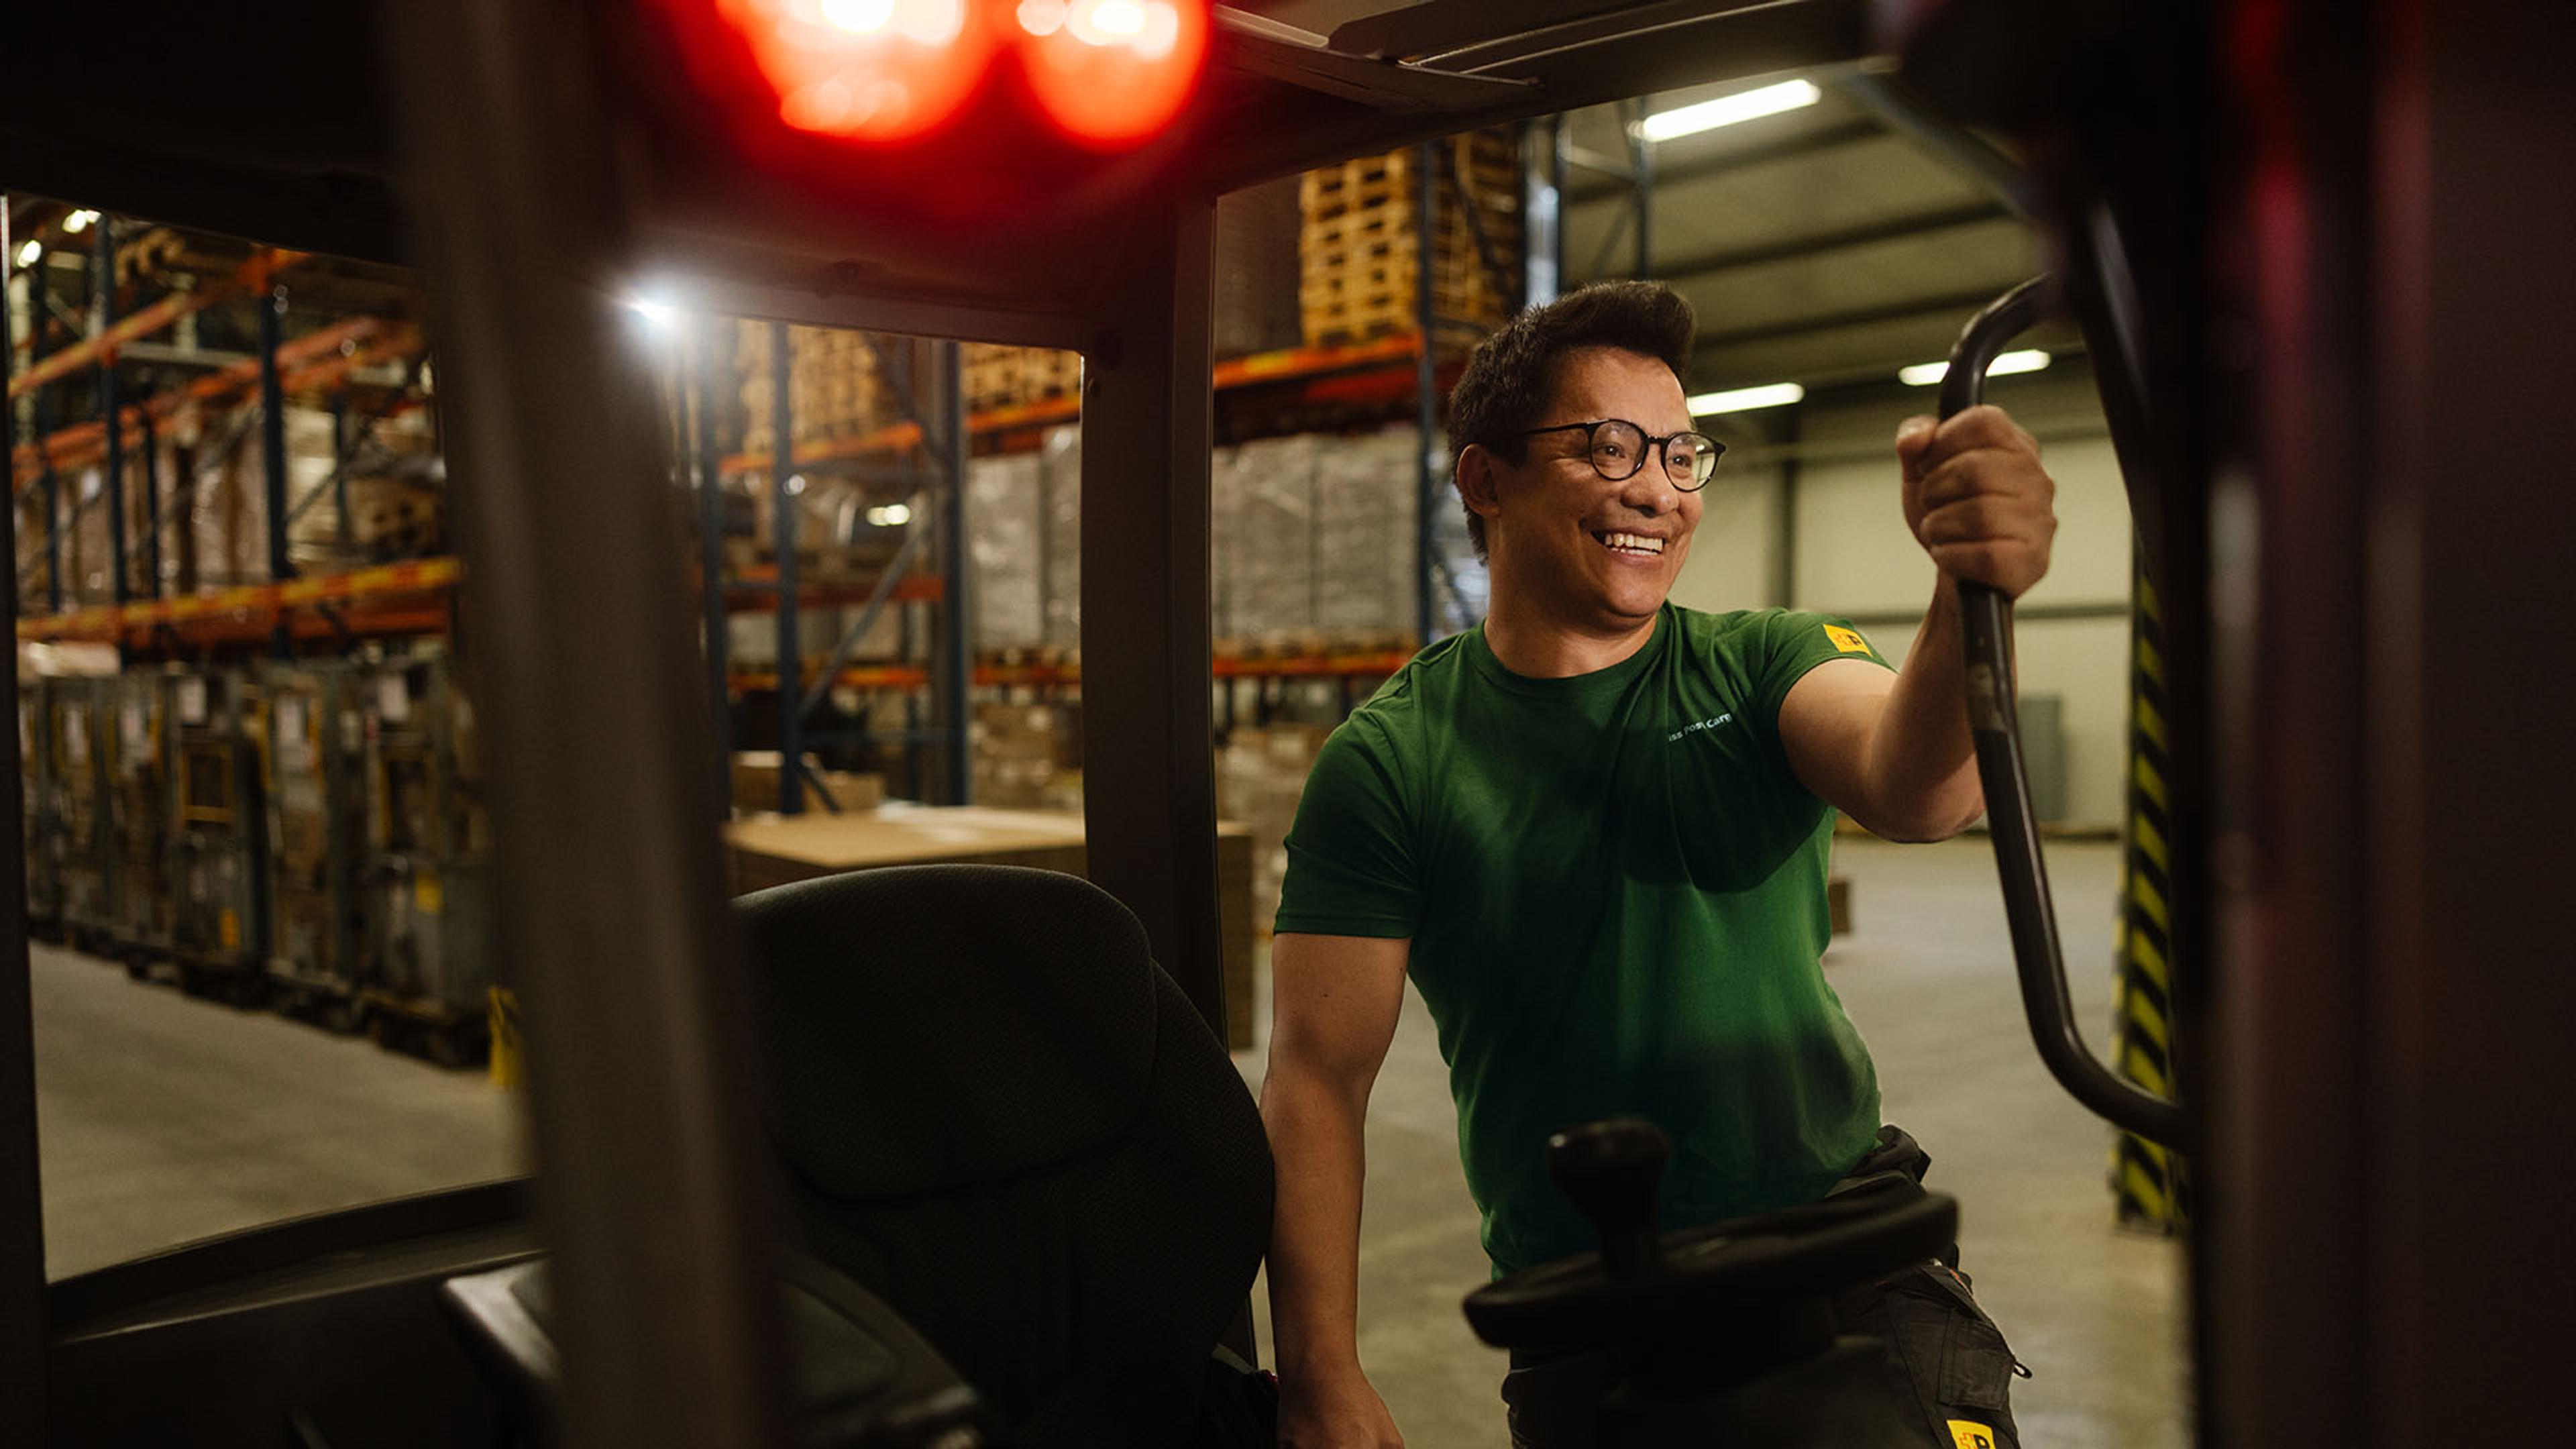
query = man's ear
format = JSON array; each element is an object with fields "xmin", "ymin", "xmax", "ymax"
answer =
[{"xmin": 1455, "ymin": 444, "xmax": 1505, "ymax": 527}]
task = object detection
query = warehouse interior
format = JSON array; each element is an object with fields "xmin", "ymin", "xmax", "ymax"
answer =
[{"xmin": 1, "ymin": 2, "xmax": 2565, "ymax": 1447}]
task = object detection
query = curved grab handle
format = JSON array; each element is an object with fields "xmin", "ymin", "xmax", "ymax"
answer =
[{"xmin": 1939, "ymin": 277, "xmax": 2184, "ymax": 1148}]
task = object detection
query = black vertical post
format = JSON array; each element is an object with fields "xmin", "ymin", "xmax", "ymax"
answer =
[
  {"xmin": 935, "ymin": 338, "xmax": 969, "ymax": 804},
  {"xmin": 28, "ymin": 259, "xmax": 60, "ymax": 614},
  {"xmin": 696, "ymin": 317, "xmax": 731, "ymax": 818},
  {"xmin": 1413, "ymin": 142, "xmax": 1439, "ymax": 646},
  {"xmin": 138, "ymin": 405, "xmax": 160, "ymax": 598},
  {"xmin": 1627, "ymin": 101, "xmax": 1654, "ymax": 280},
  {"xmin": 258, "ymin": 283, "xmax": 291, "ymax": 655},
  {"xmin": 1080, "ymin": 194, "xmax": 1226, "ymax": 1038},
  {"xmin": 1525, "ymin": 117, "xmax": 1563, "ymax": 310},
  {"xmin": 329, "ymin": 395, "xmax": 353, "ymax": 549},
  {"xmin": 93, "ymin": 220, "xmax": 126, "ymax": 615},
  {"xmin": 769, "ymin": 320, "xmax": 798, "ymax": 814},
  {"xmin": 0, "ymin": 199, "xmax": 48, "ymax": 1448},
  {"xmin": 1773, "ymin": 401, "xmax": 1803, "ymax": 609}
]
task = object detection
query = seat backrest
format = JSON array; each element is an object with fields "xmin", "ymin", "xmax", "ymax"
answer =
[{"xmin": 736, "ymin": 864, "xmax": 1274, "ymax": 1446}]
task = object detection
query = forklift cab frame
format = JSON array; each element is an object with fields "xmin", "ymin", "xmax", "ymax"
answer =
[{"xmin": 3, "ymin": 2, "xmax": 2569, "ymax": 1446}]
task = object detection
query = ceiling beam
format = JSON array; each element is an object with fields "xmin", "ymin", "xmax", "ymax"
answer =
[
  {"xmin": 1831, "ymin": 72, "xmax": 2039, "ymax": 217},
  {"xmin": 1631, "ymin": 201, "xmax": 2010, "ymax": 286},
  {"xmin": 1564, "ymin": 117, "xmax": 1883, "ymax": 203},
  {"xmin": 1690, "ymin": 284, "xmax": 2018, "ymax": 355}
]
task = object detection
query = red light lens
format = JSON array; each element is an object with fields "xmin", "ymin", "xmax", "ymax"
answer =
[
  {"xmin": 712, "ymin": 0, "xmax": 999, "ymax": 142},
  {"xmin": 1012, "ymin": 0, "xmax": 1210, "ymax": 149}
]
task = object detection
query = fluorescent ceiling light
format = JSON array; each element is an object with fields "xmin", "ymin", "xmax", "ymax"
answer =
[
  {"xmin": 1898, "ymin": 350, "xmax": 2051, "ymax": 387},
  {"xmin": 1688, "ymin": 381, "xmax": 1805, "ymax": 415},
  {"xmin": 623, "ymin": 296, "xmax": 677, "ymax": 328},
  {"xmin": 61, "ymin": 209, "xmax": 98, "ymax": 235},
  {"xmin": 1638, "ymin": 79, "xmax": 1821, "ymax": 143},
  {"xmin": 12, "ymin": 239, "xmax": 40, "ymax": 269}
]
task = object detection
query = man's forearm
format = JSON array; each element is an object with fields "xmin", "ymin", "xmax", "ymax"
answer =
[
  {"xmin": 1260, "ymin": 1063, "xmax": 1374, "ymax": 1381},
  {"xmin": 1863, "ymin": 577, "xmax": 1987, "ymax": 840}
]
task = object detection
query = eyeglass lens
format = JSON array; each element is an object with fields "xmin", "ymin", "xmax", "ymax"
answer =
[{"xmin": 1589, "ymin": 421, "xmax": 1720, "ymax": 488}]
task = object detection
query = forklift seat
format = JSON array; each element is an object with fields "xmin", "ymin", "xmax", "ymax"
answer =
[{"xmin": 737, "ymin": 863, "xmax": 1275, "ymax": 1444}]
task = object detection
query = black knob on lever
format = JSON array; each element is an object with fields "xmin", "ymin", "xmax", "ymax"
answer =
[{"xmin": 1548, "ymin": 1120, "xmax": 1668, "ymax": 1282}]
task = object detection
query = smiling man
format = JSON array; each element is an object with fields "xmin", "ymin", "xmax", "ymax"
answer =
[{"xmin": 1258, "ymin": 282, "xmax": 2055, "ymax": 1448}]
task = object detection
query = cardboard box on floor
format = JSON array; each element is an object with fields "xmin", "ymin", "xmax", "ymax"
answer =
[
  {"xmin": 733, "ymin": 751, "xmax": 886, "ymax": 816},
  {"xmin": 725, "ymin": 805, "xmax": 1260, "ymax": 1050}
]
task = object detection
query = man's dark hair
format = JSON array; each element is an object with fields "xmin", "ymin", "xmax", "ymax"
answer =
[{"xmin": 1446, "ymin": 282, "xmax": 1697, "ymax": 561}]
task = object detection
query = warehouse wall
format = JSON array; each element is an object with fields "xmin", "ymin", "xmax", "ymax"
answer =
[{"xmin": 1670, "ymin": 361, "xmax": 2133, "ymax": 827}]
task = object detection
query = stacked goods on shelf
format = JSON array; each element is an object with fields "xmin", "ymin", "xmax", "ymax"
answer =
[
  {"xmin": 49, "ymin": 679, "xmax": 113, "ymax": 948},
  {"xmin": 738, "ymin": 321, "xmax": 888, "ymax": 457},
  {"xmin": 1040, "ymin": 426, "xmax": 1082, "ymax": 645},
  {"xmin": 358, "ymin": 649, "xmax": 492, "ymax": 1066},
  {"xmin": 262, "ymin": 661, "xmax": 371, "ymax": 1028},
  {"xmin": 971, "ymin": 701, "xmax": 1082, "ymax": 812},
  {"xmin": 105, "ymin": 672, "xmax": 178, "ymax": 965},
  {"xmin": 1214, "ymin": 177, "xmax": 1306, "ymax": 360},
  {"xmin": 1298, "ymin": 128, "xmax": 1523, "ymax": 350},
  {"xmin": 731, "ymin": 750, "xmax": 886, "ymax": 816},
  {"xmin": 961, "ymin": 423, "xmax": 1082, "ymax": 651},
  {"xmin": 1210, "ymin": 427, "xmax": 1419, "ymax": 640},
  {"xmin": 285, "ymin": 408, "xmax": 446, "ymax": 570},
  {"xmin": 19, "ymin": 683, "xmax": 60, "ymax": 932},
  {"xmin": 168, "ymin": 667, "xmax": 270, "ymax": 1002},
  {"xmin": 1217, "ymin": 723, "xmax": 1333, "ymax": 938},
  {"xmin": 962, "ymin": 345, "xmax": 1083, "ymax": 416}
]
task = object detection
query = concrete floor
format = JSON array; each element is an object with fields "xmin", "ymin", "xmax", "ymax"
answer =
[
  {"xmin": 1232, "ymin": 837, "xmax": 2192, "ymax": 1448},
  {"xmin": 30, "ymin": 837, "xmax": 2186, "ymax": 1445}
]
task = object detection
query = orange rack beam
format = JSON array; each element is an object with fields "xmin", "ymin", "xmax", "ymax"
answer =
[{"xmin": 18, "ymin": 556, "xmax": 461, "ymax": 647}]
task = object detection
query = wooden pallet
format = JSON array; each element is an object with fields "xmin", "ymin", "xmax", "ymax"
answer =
[
  {"xmin": 739, "ymin": 321, "xmax": 890, "ymax": 455},
  {"xmin": 963, "ymin": 344, "xmax": 1083, "ymax": 415},
  {"xmin": 1298, "ymin": 130, "xmax": 1524, "ymax": 347}
]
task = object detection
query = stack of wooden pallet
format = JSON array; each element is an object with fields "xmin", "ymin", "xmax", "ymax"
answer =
[
  {"xmin": 962, "ymin": 345, "xmax": 1084, "ymax": 415},
  {"xmin": 1298, "ymin": 129, "xmax": 1523, "ymax": 350},
  {"xmin": 739, "ymin": 322, "xmax": 887, "ymax": 457}
]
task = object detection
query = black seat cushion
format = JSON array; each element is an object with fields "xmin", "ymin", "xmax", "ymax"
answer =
[{"xmin": 737, "ymin": 865, "xmax": 1274, "ymax": 1446}]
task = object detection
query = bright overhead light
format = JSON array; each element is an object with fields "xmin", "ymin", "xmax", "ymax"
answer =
[
  {"xmin": 12, "ymin": 239, "xmax": 40, "ymax": 269},
  {"xmin": 623, "ymin": 296, "xmax": 678, "ymax": 328},
  {"xmin": 1898, "ymin": 350, "xmax": 2051, "ymax": 387},
  {"xmin": 1688, "ymin": 381, "xmax": 1805, "ymax": 415},
  {"xmin": 61, "ymin": 209, "xmax": 98, "ymax": 235},
  {"xmin": 866, "ymin": 502, "xmax": 912, "ymax": 527},
  {"xmin": 1637, "ymin": 78, "xmax": 1821, "ymax": 143}
]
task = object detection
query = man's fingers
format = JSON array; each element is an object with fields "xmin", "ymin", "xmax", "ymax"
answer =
[
  {"xmin": 1916, "ymin": 405, "xmax": 2034, "ymax": 472},
  {"xmin": 1894, "ymin": 415, "xmax": 1939, "ymax": 479},
  {"xmin": 1916, "ymin": 495, "xmax": 2034, "ymax": 547},
  {"xmin": 1912, "ymin": 450, "xmax": 2057, "ymax": 513}
]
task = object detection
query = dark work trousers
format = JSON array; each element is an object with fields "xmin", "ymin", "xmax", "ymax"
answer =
[{"xmin": 1499, "ymin": 1126, "xmax": 2026, "ymax": 1448}]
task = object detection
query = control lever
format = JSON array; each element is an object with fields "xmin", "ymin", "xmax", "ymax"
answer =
[{"xmin": 1548, "ymin": 1120, "xmax": 1668, "ymax": 1281}]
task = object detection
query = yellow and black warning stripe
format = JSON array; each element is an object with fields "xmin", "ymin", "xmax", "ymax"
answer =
[{"xmin": 2112, "ymin": 559, "xmax": 2188, "ymax": 1232}]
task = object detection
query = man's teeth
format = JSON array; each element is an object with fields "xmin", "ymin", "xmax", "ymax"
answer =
[{"xmin": 1601, "ymin": 531, "xmax": 1664, "ymax": 555}]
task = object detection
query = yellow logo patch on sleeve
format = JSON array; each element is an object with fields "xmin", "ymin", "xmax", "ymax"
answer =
[
  {"xmin": 1825, "ymin": 624, "xmax": 1873, "ymax": 655},
  {"xmin": 1946, "ymin": 1421, "xmax": 1999, "ymax": 1449}
]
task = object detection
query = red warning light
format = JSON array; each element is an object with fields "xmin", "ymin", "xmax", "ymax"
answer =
[
  {"xmin": 1011, "ymin": 0, "xmax": 1210, "ymax": 149},
  {"xmin": 709, "ymin": 0, "xmax": 1002, "ymax": 143}
]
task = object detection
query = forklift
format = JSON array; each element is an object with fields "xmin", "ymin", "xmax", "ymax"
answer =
[{"xmin": 0, "ymin": 3, "xmax": 2567, "ymax": 1447}]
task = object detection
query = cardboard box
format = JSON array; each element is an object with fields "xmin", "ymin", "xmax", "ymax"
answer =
[{"xmin": 732, "ymin": 751, "xmax": 885, "ymax": 816}]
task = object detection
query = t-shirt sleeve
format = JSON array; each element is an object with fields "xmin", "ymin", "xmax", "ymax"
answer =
[
  {"xmin": 1749, "ymin": 610, "xmax": 1896, "ymax": 751},
  {"xmin": 1271, "ymin": 717, "xmax": 1418, "ymax": 939}
]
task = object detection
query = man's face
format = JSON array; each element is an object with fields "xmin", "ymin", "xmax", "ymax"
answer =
[{"xmin": 1485, "ymin": 346, "xmax": 1703, "ymax": 634}]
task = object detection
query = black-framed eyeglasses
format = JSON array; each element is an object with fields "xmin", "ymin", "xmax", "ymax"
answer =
[{"xmin": 1521, "ymin": 419, "xmax": 1725, "ymax": 490}]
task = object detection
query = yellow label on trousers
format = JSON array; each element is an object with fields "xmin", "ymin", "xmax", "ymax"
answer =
[{"xmin": 1947, "ymin": 1421, "xmax": 1999, "ymax": 1449}]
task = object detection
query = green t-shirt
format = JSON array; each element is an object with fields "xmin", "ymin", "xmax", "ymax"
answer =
[{"xmin": 1273, "ymin": 603, "xmax": 1892, "ymax": 1276}]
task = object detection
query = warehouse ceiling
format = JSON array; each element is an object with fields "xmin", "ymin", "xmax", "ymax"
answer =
[{"xmin": 1555, "ymin": 69, "xmax": 2080, "ymax": 396}]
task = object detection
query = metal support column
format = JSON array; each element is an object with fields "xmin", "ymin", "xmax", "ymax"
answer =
[
  {"xmin": 93, "ymin": 219, "xmax": 127, "ymax": 614},
  {"xmin": 329, "ymin": 395, "xmax": 353, "ymax": 548},
  {"xmin": 381, "ymin": 3, "xmax": 792, "ymax": 1443},
  {"xmin": 1772, "ymin": 400, "xmax": 1803, "ymax": 609},
  {"xmin": 258, "ymin": 282, "xmax": 291, "ymax": 654},
  {"xmin": 1080, "ymin": 194, "xmax": 1226, "ymax": 1040},
  {"xmin": 1413, "ymin": 143, "xmax": 1439, "ymax": 647},
  {"xmin": 769, "ymin": 319, "xmax": 799, "ymax": 814},
  {"xmin": 696, "ymin": 317, "xmax": 731, "ymax": 818},
  {"xmin": 1525, "ymin": 116, "xmax": 1564, "ymax": 309},
  {"xmin": 934, "ymin": 339, "xmax": 970, "ymax": 805},
  {"xmin": 1625, "ymin": 100, "xmax": 1654, "ymax": 279},
  {"xmin": 26, "ymin": 264, "xmax": 60, "ymax": 614},
  {"xmin": 138, "ymin": 405, "xmax": 160, "ymax": 597},
  {"xmin": 0, "ymin": 198, "xmax": 48, "ymax": 1448}
]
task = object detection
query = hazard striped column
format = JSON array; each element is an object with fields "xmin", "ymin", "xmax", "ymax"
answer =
[{"xmin": 2112, "ymin": 552, "xmax": 2187, "ymax": 1230}]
